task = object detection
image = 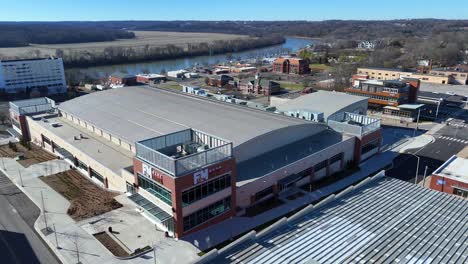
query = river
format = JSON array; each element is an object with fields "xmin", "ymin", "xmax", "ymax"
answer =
[{"xmin": 66, "ymin": 37, "xmax": 315, "ymax": 79}]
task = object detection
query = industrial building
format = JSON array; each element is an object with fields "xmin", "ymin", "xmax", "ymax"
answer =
[
  {"xmin": 0, "ymin": 58, "xmax": 67, "ymax": 96},
  {"xmin": 430, "ymin": 147, "xmax": 468, "ymax": 198},
  {"xmin": 204, "ymin": 173, "xmax": 468, "ymax": 264},
  {"xmin": 10, "ymin": 86, "xmax": 382, "ymax": 239},
  {"xmin": 109, "ymin": 72, "xmax": 137, "ymax": 86},
  {"xmin": 357, "ymin": 66, "xmax": 467, "ymax": 85},
  {"xmin": 136, "ymin": 73, "xmax": 166, "ymax": 84},
  {"xmin": 272, "ymin": 90, "xmax": 368, "ymax": 122}
]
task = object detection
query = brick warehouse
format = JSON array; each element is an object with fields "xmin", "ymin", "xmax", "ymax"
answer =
[
  {"xmin": 9, "ymin": 86, "xmax": 382, "ymax": 238},
  {"xmin": 272, "ymin": 56, "xmax": 310, "ymax": 75}
]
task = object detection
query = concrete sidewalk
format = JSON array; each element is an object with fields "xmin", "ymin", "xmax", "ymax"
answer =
[{"xmin": 0, "ymin": 157, "xmax": 197, "ymax": 264}]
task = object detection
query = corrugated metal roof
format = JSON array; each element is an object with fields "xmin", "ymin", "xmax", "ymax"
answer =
[
  {"xmin": 216, "ymin": 177, "xmax": 468, "ymax": 264},
  {"xmin": 58, "ymin": 86, "xmax": 313, "ymax": 148}
]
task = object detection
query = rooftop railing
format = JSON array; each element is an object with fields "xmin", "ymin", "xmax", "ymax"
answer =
[
  {"xmin": 328, "ymin": 112, "xmax": 380, "ymax": 137},
  {"xmin": 9, "ymin": 97, "xmax": 55, "ymax": 115},
  {"xmin": 136, "ymin": 129, "xmax": 232, "ymax": 176}
]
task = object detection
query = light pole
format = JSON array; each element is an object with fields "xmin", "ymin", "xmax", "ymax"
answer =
[
  {"xmin": 411, "ymin": 153, "xmax": 420, "ymax": 185},
  {"xmin": 435, "ymin": 98, "xmax": 442, "ymax": 119},
  {"xmin": 422, "ymin": 166, "xmax": 428, "ymax": 186},
  {"xmin": 18, "ymin": 169, "xmax": 24, "ymax": 187},
  {"xmin": 413, "ymin": 108, "xmax": 421, "ymax": 137}
]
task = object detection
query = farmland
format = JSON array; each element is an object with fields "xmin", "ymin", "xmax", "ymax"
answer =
[{"xmin": 0, "ymin": 31, "xmax": 249, "ymax": 59}]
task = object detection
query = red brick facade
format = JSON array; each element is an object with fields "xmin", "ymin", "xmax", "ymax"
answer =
[
  {"xmin": 429, "ymin": 174, "xmax": 468, "ymax": 198},
  {"xmin": 133, "ymin": 157, "xmax": 237, "ymax": 238},
  {"xmin": 272, "ymin": 58, "xmax": 310, "ymax": 75}
]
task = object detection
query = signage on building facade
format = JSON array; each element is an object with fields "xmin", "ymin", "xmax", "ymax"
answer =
[
  {"xmin": 436, "ymin": 179, "xmax": 446, "ymax": 186},
  {"xmin": 193, "ymin": 165, "xmax": 223, "ymax": 184},
  {"xmin": 194, "ymin": 169, "xmax": 208, "ymax": 184},
  {"xmin": 142, "ymin": 163, "xmax": 164, "ymax": 184}
]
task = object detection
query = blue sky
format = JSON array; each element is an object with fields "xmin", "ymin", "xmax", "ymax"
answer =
[{"xmin": 2, "ymin": 0, "xmax": 467, "ymax": 21}]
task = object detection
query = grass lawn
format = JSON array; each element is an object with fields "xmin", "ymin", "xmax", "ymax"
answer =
[
  {"xmin": 278, "ymin": 81, "xmax": 305, "ymax": 90},
  {"xmin": 309, "ymin": 63, "xmax": 332, "ymax": 71}
]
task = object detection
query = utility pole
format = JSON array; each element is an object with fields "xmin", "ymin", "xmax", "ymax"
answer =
[
  {"xmin": 18, "ymin": 169, "xmax": 24, "ymax": 187},
  {"xmin": 413, "ymin": 108, "xmax": 421, "ymax": 137},
  {"xmin": 1, "ymin": 158, "xmax": 5, "ymax": 171}
]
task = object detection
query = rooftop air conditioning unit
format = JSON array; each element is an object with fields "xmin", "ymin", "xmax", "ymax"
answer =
[{"xmin": 197, "ymin": 145, "xmax": 209, "ymax": 152}]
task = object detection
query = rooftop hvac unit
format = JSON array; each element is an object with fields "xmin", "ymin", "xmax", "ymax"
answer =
[
  {"xmin": 183, "ymin": 142, "xmax": 201, "ymax": 155},
  {"xmin": 197, "ymin": 145, "xmax": 209, "ymax": 152}
]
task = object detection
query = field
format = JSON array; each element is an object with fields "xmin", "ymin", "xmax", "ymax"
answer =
[
  {"xmin": 278, "ymin": 81, "xmax": 306, "ymax": 91},
  {"xmin": 309, "ymin": 63, "xmax": 333, "ymax": 71},
  {"xmin": 0, "ymin": 142, "xmax": 56, "ymax": 167},
  {"xmin": 0, "ymin": 31, "xmax": 249, "ymax": 59},
  {"xmin": 40, "ymin": 170, "xmax": 122, "ymax": 221}
]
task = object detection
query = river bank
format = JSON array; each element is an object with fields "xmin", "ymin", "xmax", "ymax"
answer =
[
  {"xmin": 65, "ymin": 37, "xmax": 314, "ymax": 81},
  {"xmin": 62, "ymin": 35, "xmax": 285, "ymax": 68}
]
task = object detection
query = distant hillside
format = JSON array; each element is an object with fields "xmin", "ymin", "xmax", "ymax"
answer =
[
  {"xmin": 0, "ymin": 23, "xmax": 135, "ymax": 47},
  {"xmin": 1, "ymin": 20, "xmax": 467, "ymax": 48}
]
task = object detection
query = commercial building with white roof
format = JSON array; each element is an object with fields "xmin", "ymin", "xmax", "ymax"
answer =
[
  {"xmin": 272, "ymin": 90, "xmax": 368, "ymax": 122},
  {"xmin": 9, "ymin": 86, "xmax": 382, "ymax": 239},
  {"xmin": 430, "ymin": 146, "xmax": 468, "ymax": 198}
]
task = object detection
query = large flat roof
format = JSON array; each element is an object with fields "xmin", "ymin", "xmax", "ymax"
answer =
[
  {"xmin": 216, "ymin": 177, "xmax": 468, "ymax": 263},
  {"xmin": 58, "ymin": 86, "xmax": 311, "ymax": 148},
  {"xmin": 33, "ymin": 115, "xmax": 133, "ymax": 174},
  {"xmin": 276, "ymin": 90, "xmax": 368, "ymax": 119}
]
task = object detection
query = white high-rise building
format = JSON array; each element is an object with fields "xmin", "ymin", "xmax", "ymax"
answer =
[{"xmin": 0, "ymin": 58, "xmax": 67, "ymax": 95}]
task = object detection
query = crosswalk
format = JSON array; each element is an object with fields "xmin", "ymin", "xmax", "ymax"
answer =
[
  {"xmin": 436, "ymin": 135, "xmax": 468, "ymax": 144},
  {"xmin": 448, "ymin": 122, "xmax": 468, "ymax": 128}
]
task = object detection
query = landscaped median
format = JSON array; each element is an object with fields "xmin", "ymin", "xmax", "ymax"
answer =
[{"xmin": 39, "ymin": 170, "xmax": 122, "ymax": 221}]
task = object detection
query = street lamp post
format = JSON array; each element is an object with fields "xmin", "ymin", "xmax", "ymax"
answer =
[
  {"xmin": 422, "ymin": 166, "xmax": 428, "ymax": 186},
  {"xmin": 413, "ymin": 108, "xmax": 421, "ymax": 137},
  {"xmin": 411, "ymin": 153, "xmax": 420, "ymax": 185}
]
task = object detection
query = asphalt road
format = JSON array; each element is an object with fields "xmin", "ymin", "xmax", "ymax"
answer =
[
  {"xmin": 0, "ymin": 171, "xmax": 60, "ymax": 264},
  {"xmin": 387, "ymin": 123, "xmax": 468, "ymax": 183}
]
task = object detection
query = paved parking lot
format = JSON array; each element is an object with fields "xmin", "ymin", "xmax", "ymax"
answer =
[{"xmin": 387, "ymin": 122, "xmax": 468, "ymax": 183}]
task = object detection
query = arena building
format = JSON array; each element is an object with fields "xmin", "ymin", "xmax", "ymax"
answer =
[{"xmin": 9, "ymin": 86, "xmax": 382, "ymax": 238}]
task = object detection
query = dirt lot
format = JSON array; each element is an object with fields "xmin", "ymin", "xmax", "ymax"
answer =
[
  {"xmin": 0, "ymin": 31, "xmax": 248, "ymax": 59},
  {"xmin": 0, "ymin": 142, "xmax": 56, "ymax": 167},
  {"xmin": 40, "ymin": 170, "xmax": 122, "ymax": 221},
  {"xmin": 94, "ymin": 232, "xmax": 129, "ymax": 257}
]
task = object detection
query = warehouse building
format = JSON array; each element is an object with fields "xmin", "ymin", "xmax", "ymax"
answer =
[
  {"xmin": 0, "ymin": 58, "xmax": 67, "ymax": 97},
  {"xmin": 205, "ymin": 173, "xmax": 468, "ymax": 264},
  {"xmin": 272, "ymin": 90, "xmax": 368, "ymax": 122},
  {"xmin": 10, "ymin": 86, "xmax": 382, "ymax": 238}
]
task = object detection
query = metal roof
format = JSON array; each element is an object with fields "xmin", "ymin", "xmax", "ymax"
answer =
[
  {"xmin": 276, "ymin": 90, "xmax": 368, "ymax": 119},
  {"xmin": 215, "ymin": 177, "xmax": 468, "ymax": 264},
  {"xmin": 58, "ymin": 86, "xmax": 312, "ymax": 148}
]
